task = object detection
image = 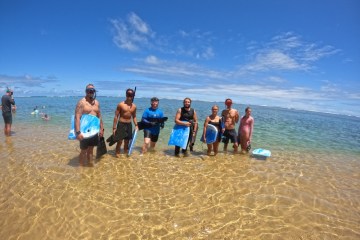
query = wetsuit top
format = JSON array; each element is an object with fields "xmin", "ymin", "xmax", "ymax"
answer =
[
  {"xmin": 1, "ymin": 95, "xmax": 15, "ymax": 113},
  {"xmin": 209, "ymin": 119, "xmax": 222, "ymax": 133},
  {"xmin": 142, "ymin": 107, "xmax": 164, "ymax": 135},
  {"xmin": 180, "ymin": 107, "xmax": 194, "ymax": 122}
]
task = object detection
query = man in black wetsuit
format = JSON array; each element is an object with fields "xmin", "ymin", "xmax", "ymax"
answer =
[{"xmin": 174, "ymin": 97, "xmax": 198, "ymax": 156}]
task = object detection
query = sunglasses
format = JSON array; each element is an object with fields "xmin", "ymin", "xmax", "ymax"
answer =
[
  {"xmin": 126, "ymin": 92, "xmax": 134, "ymax": 97},
  {"xmin": 86, "ymin": 88, "xmax": 96, "ymax": 93}
]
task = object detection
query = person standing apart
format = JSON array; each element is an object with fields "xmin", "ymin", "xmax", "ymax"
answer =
[
  {"xmin": 74, "ymin": 84, "xmax": 104, "ymax": 166},
  {"xmin": 174, "ymin": 97, "xmax": 198, "ymax": 156},
  {"xmin": 202, "ymin": 105, "xmax": 222, "ymax": 156},
  {"xmin": 221, "ymin": 98, "xmax": 239, "ymax": 153},
  {"xmin": 238, "ymin": 107, "xmax": 254, "ymax": 154},
  {"xmin": 140, "ymin": 97, "xmax": 166, "ymax": 155},
  {"xmin": 112, "ymin": 88, "xmax": 138, "ymax": 157},
  {"xmin": 1, "ymin": 88, "xmax": 16, "ymax": 136}
]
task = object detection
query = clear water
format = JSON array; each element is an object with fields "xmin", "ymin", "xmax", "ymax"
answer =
[{"xmin": 1, "ymin": 97, "xmax": 359, "ymax": 239}]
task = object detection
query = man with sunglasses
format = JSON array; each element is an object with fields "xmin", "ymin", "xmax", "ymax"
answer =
[
  {"xmin": 112, "ymin": 88, "xmax": 138, "ymax": 157},
  {"xmin": 74, "ymin": 84, "xmax": 104, "ymax": 166}
]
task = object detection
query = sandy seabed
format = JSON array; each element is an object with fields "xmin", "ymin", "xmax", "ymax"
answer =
[{"xmin": 0, "ymin": 124, "xmax": 359, "ymax": 239}]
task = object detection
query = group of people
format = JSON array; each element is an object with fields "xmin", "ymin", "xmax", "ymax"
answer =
[
  {"xmin": 202, "ymin": 99, "xmax": 254, "ymax": 156},
  {"xmin": 73, "ymin": 84, "xmax": 254, "ymax": 166},
  {"xmin": 1, "ymin": 85, "xmax": 253, "ymax": 167}
]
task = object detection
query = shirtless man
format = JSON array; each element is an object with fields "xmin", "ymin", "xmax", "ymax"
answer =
[
  {"xmin": 238, "ymin": 107, "xmax": 254, "ymax": 153},
  {"xmin": 74, "ymin": 84, "xmax": 104, "ymax": 166},
  {"xmin": 112, "ymin": 88, "xmax": 138, "ymax": 157},
  {"xmin": 221, "ymin": 98, "xmax": 239, "ymax": 152}
]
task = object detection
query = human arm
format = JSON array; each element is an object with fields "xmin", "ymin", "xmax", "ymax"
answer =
[
  {"xmin": 132, "ymin": 106, "xmax": 138, "ymax": 130},
  {"xmin": 97, "ymin": 101, "xmax": 104, "ymax": 137},
  {"xmin": 234, "ymin": 109, "xmax": 240, "ymax": 124},
  {"xmin": 249, "ymin": 117, "xmax": 254, "ymax": 142},
  {"xmin": 203, "ymin": 116, "xmax": 210, "ymax": 140},
  {"xmin": 192, "ymin": 110, "xmax": 198, "ymax": 135},
  {"xmin": 112, "ymin": 104, "xmax": 120, "ymax": 136},
  {"xmin": 74, "ymin": 100, "xmax": 83, "ymax": 140},
  {"xmin": 174, "ymin": 109, "xmax": 191, "ymax": 126}
]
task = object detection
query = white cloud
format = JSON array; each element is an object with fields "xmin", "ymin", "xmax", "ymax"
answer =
[
  {"xmin": 128, "ymin": 12, "xmax": 152, "ymax": 35},
  {"xmin": 145, "ymin": 55, "xmax": 160, "ymax": 65},
  {"xmin": 111, "ymin": 13, "xmax": 215, "ymax": 59},
  {"xmin": 110, "ymin": 12, "xmax": 154, "ymax": 52}
]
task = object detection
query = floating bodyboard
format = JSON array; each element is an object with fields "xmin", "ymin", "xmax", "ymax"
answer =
[{"xmin": 252, "ymin": 148, "xmax": 271, "ymax": 157}]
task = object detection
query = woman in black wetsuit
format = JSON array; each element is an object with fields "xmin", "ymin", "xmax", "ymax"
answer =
[{"xmin": 202, "ymin": 105, "xmax": 222, "ymax": 156}]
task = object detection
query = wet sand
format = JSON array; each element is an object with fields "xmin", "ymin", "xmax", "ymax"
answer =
[{"xmin": 0, "ymin": 124, "xmax": 359, "ymax": 239}]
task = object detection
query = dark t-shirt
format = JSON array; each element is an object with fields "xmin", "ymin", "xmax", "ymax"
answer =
[{"xmin": 1, "ymin": 94, "xmax": 15, "ymax": 113}]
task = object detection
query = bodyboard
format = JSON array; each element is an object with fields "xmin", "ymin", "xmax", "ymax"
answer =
[
  {"xmin": 200, "ymin": 124, "xmax": 219, "ymax": 144},
  {"xmin": 252, "ymin": 148, "xmax": 271, "ymax": 157},
  {"xmin": 168, "ymin": 124, "xmax": 190, "ymax": 149},
  {"xmin": 127, "ymin": 129, "xmax": 138, "ymax": 156},
  {"xmin": 68, "ymin": 114, "xmax": 100, "ymax": 140}
]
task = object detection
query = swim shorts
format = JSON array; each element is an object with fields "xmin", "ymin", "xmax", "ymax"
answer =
[
  {"xmin": 80, "ymin": 134, "xmax": 99, "ymax": 150},
  {"xmin": 222, "ymin": 129, "xmax": 237, "ymax": 144},
  {"xmin": 2, "ymin": 112, "xmax": 12, "ymax": 124},
  {"xmin": 144, "ymin": 129, "xmax": 159, "ymax": 142},
  {"xmin": 115, "ymin": 122, "xmax": 133, "ymax": 140}
]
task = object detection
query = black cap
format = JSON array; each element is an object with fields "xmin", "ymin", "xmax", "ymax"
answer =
[{"xmin": 151, "ymin": 97, "xmax": 159, "ymax": 102}]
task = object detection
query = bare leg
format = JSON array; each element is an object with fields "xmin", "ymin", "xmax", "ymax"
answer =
[
  {"xmin": 142, "ymin": 138, "xmax": 151, "ymax": 154},
  {"xmin": 207, "ymin": 144, "xmax": 212, "ymax": 156},
  {"xmin": 87, "ymin": 146, "xmax": 94, "ymax": 166},
  {"xmin": 79, "ymin": 149, "xmax": 87, "ymax": 166},
  {"xmin": 240, "ymin": 134, "xmax": 249, "ymax": 153},
  {"xmin": 115, "ymin": 140, "xmax": 123, "ymax": 157},
  {"xmin": 233, "ymin": 142, "xmax": 238, "ymax": 153},
  {"xmin": 213, "ymin": 141, "xmax": 219, "ymax": 156},
  {"xmin": 223, "ymin": 143, "xmax": 228, "ymax": 152},
  {"xmin": 124, "ymin": 140, "xmax": 130, "ymax": 154},
  {"xmin": 149, "ymin": 142, "xmax": 156, "ymax": 152},
  {"xmin": 4, "ymin": 123, "xmax": 11, "ymax": 136}
]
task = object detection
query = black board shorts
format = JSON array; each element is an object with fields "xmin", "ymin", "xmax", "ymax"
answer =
[
  {"xmin": 222, "ymin": 129, "xmax": 237, "ymax": 144},
  {"xmin": 80, "ymin": 134, "xmax": 99, "ymax": 150},
  {"xmin": 2, "ymin": 112, "xmax": 12, "ymax": 124}
]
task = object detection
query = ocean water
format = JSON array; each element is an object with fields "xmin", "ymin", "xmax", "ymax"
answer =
[{"xmin": 0, "ymin": 96, "xmax": 359, "ymax": 239}]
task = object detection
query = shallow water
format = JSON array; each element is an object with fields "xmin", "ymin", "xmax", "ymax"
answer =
[{"xmin": 0, "ymin": 97, "xmax": 360, "ymax": 239}]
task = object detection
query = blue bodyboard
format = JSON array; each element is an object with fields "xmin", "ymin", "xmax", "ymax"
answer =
[
  {"xmin": 252, "ymin": 148, "xmax": 271, "ymax": 157},
  {"xmin": 200, "ymin": 124, "xmax": 218, "ymax": 144},
  {"xmin": 168, "ymin": 124, "xmax": 190, "ymax": 149},
  {"xmin": 68, "ymin": 114, "xmax": 100, "ymax": 140},
  {"xmin": 127, "ymin": 129, "xmax": 138, "ymax": 156}
]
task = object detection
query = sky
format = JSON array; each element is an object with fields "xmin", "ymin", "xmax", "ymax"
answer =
[{"xmin": 0, "ymin": 0, "xmax": 359, "ymax": 116}]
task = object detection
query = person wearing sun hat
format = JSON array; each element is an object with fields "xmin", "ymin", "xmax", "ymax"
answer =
[
  {"xmin": 1, "ymin": 88, "xmax": 16, "ymax": 136},
  {"xmin": 221, "ymin": 98, "xmax": 239, "ymax": 153}
]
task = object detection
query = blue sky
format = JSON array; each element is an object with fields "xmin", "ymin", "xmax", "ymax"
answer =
[{"xmin": 0, "ymin": 0, "xmax": 359, "ymax": 116}]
